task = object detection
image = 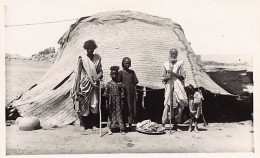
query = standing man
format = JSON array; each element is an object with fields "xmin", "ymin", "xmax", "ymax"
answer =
[
  {"xmin": 161, "ymin": 48, "xmax": 188, "ymax": 131},
  {"xmin": 71, "ymin": 40, "xmax": 103, "ymax": 132}
]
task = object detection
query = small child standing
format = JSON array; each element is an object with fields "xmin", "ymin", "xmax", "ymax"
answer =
[
  {"xmin": 104, "ymin": 66, "xmax": 126, "ymax": 135},
  {"xmin": 118, "ymin": 57, "xmax": 139, "ymax": 129},
  {"xmin": 188, "ymin": 87, "xmax": 205, "ymax": 132}
]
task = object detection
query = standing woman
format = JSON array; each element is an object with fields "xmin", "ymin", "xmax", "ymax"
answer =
[
  {"xmin": 161, "ymin": 48, "xmax": 188, "ymax": 131},
  {"xmin": 71, "ymin": 40, "xmax": 103, "ymax": 131}
]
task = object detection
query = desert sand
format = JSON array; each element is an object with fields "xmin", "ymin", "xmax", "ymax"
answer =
[{"xmin": 5, "ymin": 59, "xmax": 53, "ymax": 104}]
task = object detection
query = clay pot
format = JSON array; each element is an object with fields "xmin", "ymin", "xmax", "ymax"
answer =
[
  {"xmin": 15, "ymin": 117, "xmax": 23, "ymax": 125},
  {"xmin": 18, "ymin": 116, "xmax": 41, "ymax": 131}
]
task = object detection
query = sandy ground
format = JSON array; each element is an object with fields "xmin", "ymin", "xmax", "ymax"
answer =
[
  {"xmin": 5, "ymin": 59, "xmax": 254, "ymax": 155},
  {"xmin": 5, "ymin": 59, "xmax": 53, "ymax": 104},
  {"xmin": 6, "ymin": 121, "xmax": 253, "ymax": 154}
]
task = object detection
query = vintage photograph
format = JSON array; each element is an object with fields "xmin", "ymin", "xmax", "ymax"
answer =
[{"xmin": 2, "ymin": 0, "xmax": 259, "ymax": 157}]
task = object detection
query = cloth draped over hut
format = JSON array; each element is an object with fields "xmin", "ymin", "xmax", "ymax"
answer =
[{"xmin": 8, "ymin": 10, "xmax": 230, "ymax": 127}]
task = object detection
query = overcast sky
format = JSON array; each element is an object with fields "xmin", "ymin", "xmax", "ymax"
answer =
[{"xmin": 4, "ymin": 0, "xmax": 260, "ymax": 57}]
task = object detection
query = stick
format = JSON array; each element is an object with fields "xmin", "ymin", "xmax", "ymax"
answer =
[
  {"xmin": 168, "ymin": 62, "xmax": 173, "ymax": 134},
  {"xmin": 99, "ymin": 80, "xmax": 102, "ymax": 137},
  {"xmin": 164, "ymin": 85, "xmax": 172, "ymax": 134},
  {"xmin": 169, "ymin": 103, "xmax": 172, "ymax": 134},
  {"xmin": 169, "ymin": 84, "xmax": 173, "ymax": 135}
]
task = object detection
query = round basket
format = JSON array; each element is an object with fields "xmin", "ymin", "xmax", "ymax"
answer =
[
  {"xmin": 18, "ymin": 117, "xmax": 41, "ymax": 131},
  {"xmin": 136, "ymin": 127, "xmax": 166, "ymax": 135}
]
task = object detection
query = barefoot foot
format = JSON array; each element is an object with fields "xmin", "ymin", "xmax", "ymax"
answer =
[
  {"xmin": 108, "ymin": 131, "xmax": 113, "ymax": 135},
  {"xmin": 92, "ymin": 126, "xmax": 98, "ymax": 131},
  {"xmin": 120, "ymin": 131, "xmax": 126, "ymax": 135}
]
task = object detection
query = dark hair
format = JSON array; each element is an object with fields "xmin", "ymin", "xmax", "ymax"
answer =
[
  {"xmin": 170, "ymin": 48, "xmax": 178, "ymax": 54},
  {"xmin": 110, "ymin": 66, "xmax": 119, "ymax": 72},
  {"xmin": 122, "ymin": 57, "xmax": 131, "ymax": 67},
  {"xmin": 198, "ymin": 87, "xmax": 205, "ymax": 92},
  {"xmin": 194, "ymin": 87, "xmax": 204, "ymax": 92},
  {"xmin": 83, "ymin": 40, "xmax": 97, "ymax": 50},
  {"xmin": 185, "ymin": 84, "xmax": 195, "ymax": 97}
]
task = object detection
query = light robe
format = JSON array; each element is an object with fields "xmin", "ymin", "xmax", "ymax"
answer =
[
  {"xmin": 162, "ymin": 60, "xmax": 188, "ymax": 124},
  {"xmin": 71, "ymin": 54, "xmax": 102, "ymax": 116}
]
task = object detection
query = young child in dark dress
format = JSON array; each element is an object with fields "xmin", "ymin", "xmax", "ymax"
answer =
[
  {"xmin": 104, "ymin": 66, "xmax": 126, "ymax": 135},
  {"xmin": 118, "ymin": 57, "xmax": 139, "ymax": 129}
]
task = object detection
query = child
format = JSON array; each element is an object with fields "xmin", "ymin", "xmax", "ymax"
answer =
[
  {"xmin": 198, "ymin": 87, "xmax": 208, "ymax": 127},
  {"xmin": 104, "ymin": 66, "xmax": 126, "ymax": 135},
  {"xmin": 118, "ymin": 57, "xmax": 139, "ymax": 129},
  {"xmin": 188, "ymin": 87, "xmax": 206, "ymax": 132}
]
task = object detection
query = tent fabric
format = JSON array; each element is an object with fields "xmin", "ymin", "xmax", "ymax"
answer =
[{"xmin": 9, "ymin": 10, "xmax": 230, "ymax": 127}]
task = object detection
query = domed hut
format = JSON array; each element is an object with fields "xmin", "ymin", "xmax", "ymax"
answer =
[{"xmin": 9, "ymin": 10, "xmax": 231, "ymax": 127}]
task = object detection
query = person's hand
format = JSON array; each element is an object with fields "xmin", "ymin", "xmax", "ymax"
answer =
[
  {"xmin": 170, "ymin": 72, "xmax": 177, "ymax": 77},
  {"xmin": 164, "ymin": 76, "xmax": 171, "ymax": 82},
  {"xmin": 77, "ymin": 93, "xmax": 84, "ymax": 98},
  {"xmin": 162, "ymin": 77, "xmax": 168, "ymax": 84},
  {"xmin": 92, "ymin": 77, "xmax": 101, "ymax": 88},
  {"xmin": 91, "ymin": 82, "xmax": 99, "ymax": 89},
  {"xmin": 76, "ymin": 93, "xmax": 84, "ymax": 101},
  {"xmin": 167, "ymin": 70, "xmax": 172, "ymax": 74},
  {"xmin": 162, "ymin": 80, "xmax": 167, "ymax": 84},
  {"xmin": 92, "ymin": 76, "xmax": 99, "ymax": 82}
]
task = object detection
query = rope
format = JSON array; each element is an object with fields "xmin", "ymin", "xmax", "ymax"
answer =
[
  {"xmin": 99, "ymin": 80, "xmax": 102, "ymax": 137},
  {"xmin": 5, "ymin": 18, "xmax": 78, "ymax": 27}
]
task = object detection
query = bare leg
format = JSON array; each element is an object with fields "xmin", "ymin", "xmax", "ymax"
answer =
[
  {"xmin": 128, "ymin": 118, "xmax": 133, "ymax": 131},
  {"xmin": 92, "ymin": 113, "xmax": 99, "ymax": 131},
  {"xmin": 188, "ymin": 118, "xmax": 192, "ymax": 132},
  {"xmin": 194, "ymin": 119, "xmax": 199, "ymax": 132},
  {"xmin": 128, "ymin": 122, "xmax": 132, "ymax": 128},
  {"xmin": 108, "ymin": 129, "xmax": 113, "ymax": 135},
  {"xmin": 119, "ymin": 120, "xmax": 126, "ymax": 135},
  {"xmin": 77, "ymin": 112, "xmax": 85, "ymax": 132},
  {"xmin": 173, "ymin": 120, "xmax": 178, "ymax": 130},
  {"xmin": 172, "ymin": 108, "xmax": 177, "ymax": 131},
  {"xmin": 162, "ymin": 105, "xmax": 169, "ymax": 128},
  {"xmin": 127, "ymin": 93, "xmax": 133, "ymax": 128},
  {"xmin": 107, "ymin": 118, "xmax": 112, "ymax": 135},
  {"xmin": 201, "ymin": 114, "xmax": 208, "ymax": 126}
]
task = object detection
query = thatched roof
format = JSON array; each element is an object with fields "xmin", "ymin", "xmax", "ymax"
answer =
[{"xmin": 9, "ymin": 10, "xmax": 230, "ymax": 127}]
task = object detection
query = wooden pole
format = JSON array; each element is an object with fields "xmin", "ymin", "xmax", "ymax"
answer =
[
  {"xmin": 169, "ymin": 103, "xmax": 172, "ymax": 134},
  {"xmin": 168, "ymin": 62, "xmax": 172, "ymax": 134},
  {"xmin": 99, "ymin": 80, "xmax": 102, "ymax": 137}
]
